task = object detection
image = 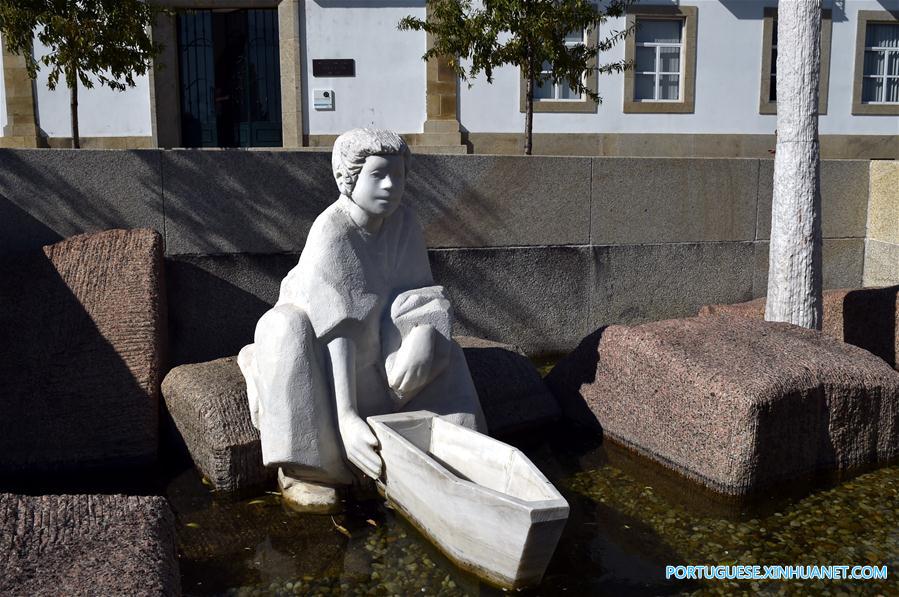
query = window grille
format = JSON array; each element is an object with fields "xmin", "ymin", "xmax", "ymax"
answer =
[
  {"xmin": 533, "ymin": 30, "xmax": 587, "ymax": 101},
  {"xmin": 862, "ymin": 23, "xmax": 899, "ymax": 103},
  {"xmin": 634, "ymin": 19, "xmax": 683, "ymax": 102}
]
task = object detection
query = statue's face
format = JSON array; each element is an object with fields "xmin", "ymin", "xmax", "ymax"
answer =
[{"xmin": 351, "ymin": 154, "xmax": 405, "ymax": 218}]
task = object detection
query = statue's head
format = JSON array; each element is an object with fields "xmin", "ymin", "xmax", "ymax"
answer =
[{"xmin": 332, "ymin": 128, "xmax": 411, "ymax": 218}]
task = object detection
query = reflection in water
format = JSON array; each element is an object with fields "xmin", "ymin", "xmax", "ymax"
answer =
[
  {"xmin": 168, "ymin": 427, "xmax": 899, "ymax": 596},
  {"xmin": 170, "ymin": 467, "xmax": 482, "ymax": 596}
]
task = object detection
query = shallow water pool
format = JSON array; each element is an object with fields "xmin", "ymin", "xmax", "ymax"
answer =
[{"xmin": 168, "ymin": 427, "xmax": 899, "ymax": 596}]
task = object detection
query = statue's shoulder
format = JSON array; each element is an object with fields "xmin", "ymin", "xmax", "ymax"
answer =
[
  {"xmin": 308, "ymin": 198, "xmax": 354, "ymax": 244},
  {"xmin": 280, "ymin": 201, "xmax": 348, "ymax": 304}
]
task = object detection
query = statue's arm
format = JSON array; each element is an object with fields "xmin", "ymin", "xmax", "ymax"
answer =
[
  {"xmin": 327, "ymin": 336, "xmax": 382, "ymax": 479},
  {"xmin": 387, "ymin": 324, "xmax": 449, "ymax": 404}
]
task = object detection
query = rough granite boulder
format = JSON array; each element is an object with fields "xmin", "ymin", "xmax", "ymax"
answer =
[
  {"xmin": 162, "ymin": 356, "xmax": 274, "ymax": 492},
  {"xmin": 700, "ymin": 286, "xmax": 899, "ymax": 369},
  {"xmin": 0, "ymin": 229, "xmax": 166, "ymax": 474},
  {"xmin": 546, "ymin": 315, "xmax": 899, "ymax": 497},
  {"xmin": 0, "ymin": 493, "xmax": 180, "ymax": 596},
  {"xmin": 162, "ymin": 338, "xmax": 557, "ymax": 491}
]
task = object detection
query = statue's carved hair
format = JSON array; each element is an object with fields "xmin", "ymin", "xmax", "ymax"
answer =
[{"xmin": 331, "ymin": 128, "xmax": 411, "ymax": 197}]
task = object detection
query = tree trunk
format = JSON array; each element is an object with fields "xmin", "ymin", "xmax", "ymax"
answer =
[
  {"xmin": 764, "ymin": 0, "xmax": 822, "ymax": 329},
  {"xmin": 69, "ymin": 66, "xmax": 80, "ymax": 149},
  {"xmin": 524, "ymin": 70, "xmax": 533, "ymax": 155}
]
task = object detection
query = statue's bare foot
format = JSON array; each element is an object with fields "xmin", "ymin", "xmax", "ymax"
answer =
[{"xmin": 278, "ymin": 468, "xmax": 342, "ymax": 514}]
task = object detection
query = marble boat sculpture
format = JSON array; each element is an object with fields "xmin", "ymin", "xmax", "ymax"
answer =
[{"xmin": 367, "ymin": 411, "xmax": 570, "ymax": 589}]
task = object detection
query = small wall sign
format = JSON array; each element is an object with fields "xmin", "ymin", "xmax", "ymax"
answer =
[
  {"xmin": 312, "ymin": 59, "xmax": 355, "ymax": 77},
  {"xmin": 313, "ymin": 89, "xmax": 335, "ymax": 111}
]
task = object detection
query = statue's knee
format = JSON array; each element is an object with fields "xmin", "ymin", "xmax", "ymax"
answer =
[{"xmin": 255, "ymin": 304, "xmax": 312, "ymax": 346}]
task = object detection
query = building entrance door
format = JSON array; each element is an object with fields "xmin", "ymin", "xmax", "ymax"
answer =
[{"xmin": 178, "ymin": 9, "xmax": 282, "ymax": 148}]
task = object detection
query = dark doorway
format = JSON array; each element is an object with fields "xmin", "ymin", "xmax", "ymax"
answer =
[{"xmin": 178, "ymin": 9, "xmax": 282, "ymax": 148}]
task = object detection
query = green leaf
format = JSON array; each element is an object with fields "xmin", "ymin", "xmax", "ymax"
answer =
[
  {"xmin": 0, "ymin": 0, "xmax": 163, "ymax": 146},
  {"xmin": 398, "ymin": 0, "xmax": 638, "ymax": 149}
]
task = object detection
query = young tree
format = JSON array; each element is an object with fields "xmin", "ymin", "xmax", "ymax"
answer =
[
  {"xmin": 0, "ymin": 0, "xmax": 162, "ymax": 148},
  {"xmin": 765, "ymin": 0, "xmax": 823, "ymax": 329},
  {"xmin": 399, "ymin": 0, "xmax": 634, "ymax": 155}
]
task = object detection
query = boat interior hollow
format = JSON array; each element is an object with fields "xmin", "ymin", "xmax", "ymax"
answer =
[{"xmin": 379, "ymin": 414, "xmax": 563, "ymax": 503}]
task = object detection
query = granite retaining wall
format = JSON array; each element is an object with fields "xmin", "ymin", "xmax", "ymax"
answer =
[{"xmin": 0, "ymin": 149, "xmax": 888, "ymax": 363}]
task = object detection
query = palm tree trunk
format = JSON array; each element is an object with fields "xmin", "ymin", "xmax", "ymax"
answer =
[{"xmin": 764, "ymin": 0, "xmax": 822, "ymax": 329}]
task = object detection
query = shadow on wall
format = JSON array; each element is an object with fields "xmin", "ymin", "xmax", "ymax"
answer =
[
  {"xmin": 429, "ymin": 246, "xmax": 596, "ymax": 356},
  {"xmin": 159, "ymin": 151, "xmax": 335, "ymax": 254},
  {"xmin": 408, "ymin": 154, "xmax": 592, "ymax": 249},
  {"xmin": 0, "ymin": 149, "xmax": 342, "ymax": 257},
  {"xmin": 0, "ymin": 149, "xmax": 870, "ymax": 368},
  {"xmin": 843, "ymin": 285, "xmax": 898, "ymax": 369},
  {"xmin": 717, "ymin": 0, "xmax": 850, "ymax": 22},
  {"xmin": 0, "ymin": 148, "xmax": 575, "ymax": 364},
  {"xmin": 0, "ymin": 150, "xmax": 164, "ymax": 255},
  {"xmin": 161, "ymin": 151, "xmax": 587, "ymax": 361},
  {"xmin": 165, "ymin": 254, "xmax": 301, "ymax": 366},
  {"xmin": 407, "ymin": 155, "xmax": 505, "ymax": 248},
  {"xmin": 0, "ymin": 194, "xmax": 60, "ymax": 252}
]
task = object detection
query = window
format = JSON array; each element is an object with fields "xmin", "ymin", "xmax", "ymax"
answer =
[
  {"xmin": 852, "ymin": 11, "xmax": 899, "ymax": 115},
  {"xmin": 623, "ymin": 5, "xmax": 697, "ymax": 114},
  {"xmin": 759, "ymin": 8, "xmax": 832, "ymax": 115},
  {"xmin": 533, "ymin": 30, "xmax": 587, "ymax": 101},
  {"xmin": 769, "ymin": 23, "xmax": 777, "ymax": 101},
  {"xmin": 634, "ymin": 19, "xmax": 683, "ymax": 101},
  {"xmin": 862, "ymin": 23, "xmax": 899, "ymax": 103},
  {"xmin": 519, "ymin": 28, "xmax": 598, "ymax": 113}
]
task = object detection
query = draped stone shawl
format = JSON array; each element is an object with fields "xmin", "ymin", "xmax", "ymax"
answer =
[{"xmin": 277, "ymin": 196, "xmax": 434, "ymax": 363}]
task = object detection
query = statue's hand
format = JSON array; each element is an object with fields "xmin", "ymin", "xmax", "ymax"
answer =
[
  {"xmin": 387, "ymin": 324, "xmax": 448, "ymax": 404},
  {"xmin": 338, "ymin": 412, "xmax": 382, "ymax": 479}
]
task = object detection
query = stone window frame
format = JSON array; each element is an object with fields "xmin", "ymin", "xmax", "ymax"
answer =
[
  {"xmin": 852, "ymin": 10, "xmax": 899, "ymax": 115},
  {"xmin": 623, "ymin": 4, "xmax": 697, "ymax": 114},
  {"xmin": 518, "ymin": 26, "xmax": 599, "ymax": 114},
  {"xmin": 149, "ymin": 0, "xmax": 303, "ymax": 148},
  {"xmin": 759, "ymin": 7, "xmax": 832, "ymax": 115}
]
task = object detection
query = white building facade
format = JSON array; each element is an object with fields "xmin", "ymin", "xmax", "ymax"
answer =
[{"xmin": 0, "ymin": 0, "xmax": 896, "ymax": 157}]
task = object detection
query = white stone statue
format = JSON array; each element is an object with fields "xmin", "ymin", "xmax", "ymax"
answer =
[{"xmin": 238, "ymin": 128, "xmax": 486, "ymax": 511}]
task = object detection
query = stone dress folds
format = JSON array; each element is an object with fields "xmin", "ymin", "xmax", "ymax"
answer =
[{"xmin": 239, "ymin": 196, "xmax": 486, "ymax": 485}]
